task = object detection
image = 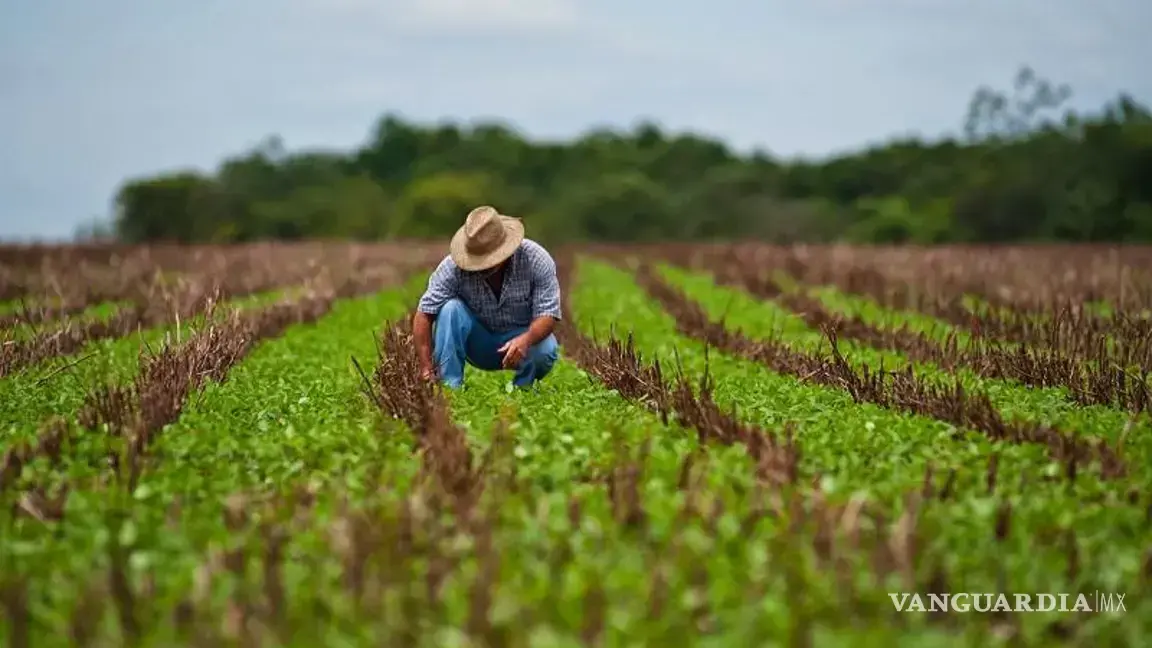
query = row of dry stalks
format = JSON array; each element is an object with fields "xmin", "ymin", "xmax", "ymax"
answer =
[{"xmin": 553, "ymin": 253, "xmax": 803, "ymax": 487}]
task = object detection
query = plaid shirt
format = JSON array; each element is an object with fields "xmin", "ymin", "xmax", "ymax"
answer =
[{"xmin": 417, "ymin": 238, "xmax": 562, "ymax": 333}]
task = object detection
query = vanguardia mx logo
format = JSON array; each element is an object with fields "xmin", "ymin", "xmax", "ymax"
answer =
[{"xmin": 889, "ymin": 591, "xmax": 1127, "ymax": 613}]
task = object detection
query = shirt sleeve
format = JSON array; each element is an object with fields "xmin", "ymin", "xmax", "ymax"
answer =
[
  {"xmin": 529, "ymin": 247, "xmax": 563, "ymax": 321},
  {"xmin": 417, "ymin": 256, "xmax": 459, "ymax": 316}
]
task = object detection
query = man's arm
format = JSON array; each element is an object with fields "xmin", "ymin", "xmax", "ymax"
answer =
[
  {"xmin": 414, "ymin": 256, "xmax": 459, "ymax": 378},
  {"xmin": 498, "ymin": 246, "xmax": 562, "ymax": 368},
  {"xmin": 413, "ymin": 311, "xmax": 436, "ymax": 377},
  {"xmin": 521, "ymin": 314, "xmax": 556, "ymax": 346},
  {"xmin": 528, "ymin": 245, "xmax": 562, "ymax": 326}
]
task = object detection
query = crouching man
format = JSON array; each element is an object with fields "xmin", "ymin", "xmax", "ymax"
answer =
[{"xmin": 413, "ymin": 205, "xmax": 561, "ymax": 389}]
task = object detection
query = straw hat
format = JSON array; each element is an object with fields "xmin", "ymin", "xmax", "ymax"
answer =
[{"xmin": 449, "ymin": 206, "xmax": 525, "ymax": 271}]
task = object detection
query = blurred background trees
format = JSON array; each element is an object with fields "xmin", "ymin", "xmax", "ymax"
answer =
[{"xmin": 103, "ymin": 67, "xmax": 1152, "ymax": 245}]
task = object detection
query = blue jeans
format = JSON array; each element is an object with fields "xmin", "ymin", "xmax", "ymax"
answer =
[{"xmin": 433, "ymin": 299, "xmax": 559, "ymax": 388}]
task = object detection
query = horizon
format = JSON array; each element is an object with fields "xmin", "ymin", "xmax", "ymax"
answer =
[{"xmin": 3, "ymin": 0, "xmax": 1150, "ymax": 242}]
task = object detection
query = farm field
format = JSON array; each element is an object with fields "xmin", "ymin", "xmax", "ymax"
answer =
[{"xmin": 2, "ymin": 241, "xmax": 1151, "ymax": 646}]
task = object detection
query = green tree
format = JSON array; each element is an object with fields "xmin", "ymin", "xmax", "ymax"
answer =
[
  {"xmin": 555, "ymin": 172, "xmax": 676, "ymax": 242},
  {"xmin": 114, "ymin": 172, "xmax": 222, "ymax": 242},
  {"xmin": 388, "ymin": 172, "xmax": 506, "ymax": 238},
  {"xmin": 104, "ymin": 65, "xmax": 1152, "ymax": 246},
  {"xmin": 251, "ymin": 175, "xmax": 393, "ymax": 240}
]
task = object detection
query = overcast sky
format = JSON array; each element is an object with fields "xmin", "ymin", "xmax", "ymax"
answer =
[{"xmin": 2, "ymin": 0, "xmax": 1149, "ymax": 241}]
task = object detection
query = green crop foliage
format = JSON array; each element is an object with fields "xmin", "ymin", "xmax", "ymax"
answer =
[
  {"xmin": 0, "ymin": 256, "xmax": 1147, "ymax": 645},
  {"xmin": 569, "ymin": 257, "xmax": 1150, "ymax": 642}
]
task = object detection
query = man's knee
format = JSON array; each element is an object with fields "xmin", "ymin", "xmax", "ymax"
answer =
[
  {"xmin": 535, "ymin": 334, "xmax": 558, "ymax": 358},
  {"xmin": 530, "ymin": 335, "xmax": 559, "ymax": 370},
  {"xmin": 434, "ymin": 299, "xmax": 473, "ymax": 337},
  {"xmin": 439, "ymin": 298, "xmax": 470, "ymax": 322},
  {"xmin": 512, "ymin": 335, "xmax": 558, "ymax": 387}
]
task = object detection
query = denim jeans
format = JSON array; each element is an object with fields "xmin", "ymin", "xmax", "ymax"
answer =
[{"xmin": 433, "ymin": 298, "xmax": 559, "ymax": 388}]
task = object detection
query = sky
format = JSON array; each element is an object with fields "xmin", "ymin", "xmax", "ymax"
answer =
[{"xmin": 1, "ymin": 0, "xmax": 1149, "ymax": 242}]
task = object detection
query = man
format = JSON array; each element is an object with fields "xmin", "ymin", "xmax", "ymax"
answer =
[{"xmin": 413, "ymin": 205, "xmax": 561, "ymax": 389}]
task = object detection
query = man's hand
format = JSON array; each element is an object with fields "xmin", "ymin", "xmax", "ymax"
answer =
[
  {"xmin": 498, "ymin": 334, "xmax": 531, "ymax": 369},
  {"xmin": 419, "ymin": 363, "xmax": 436, "ymax": 382},
  {"xmin": 498, "ymin": 317, "xmax": 555, "ymax": 370}
]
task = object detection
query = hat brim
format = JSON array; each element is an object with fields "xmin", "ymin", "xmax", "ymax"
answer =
[{"xmin": 449, "ymin": 216, "xmax": 525, "ymax": 271}]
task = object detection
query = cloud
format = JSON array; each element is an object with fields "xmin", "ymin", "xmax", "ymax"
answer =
[
  {"xmin": 302, "ymin": 0, "xmax": 580, "ymax": 33},
  {"xmin": 400, "ymin": 0, "xmax": 578, "ymax": 31}
]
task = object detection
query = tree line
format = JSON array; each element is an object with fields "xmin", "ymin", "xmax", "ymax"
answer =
[{"xmin": 94, "ymin": 67, "xmax": 1152, "ymax": 245}]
